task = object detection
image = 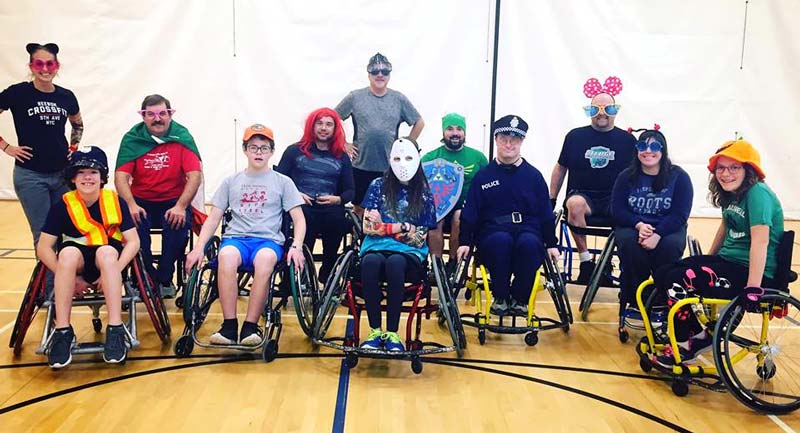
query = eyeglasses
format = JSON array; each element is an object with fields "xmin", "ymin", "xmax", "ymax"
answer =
[
  {"xmin": 247, "ymin": 145, "xmax": 272, "ymax": 154},
  {"xmin": 369, "ymin": 69, "xmax": 391, "ymax": 76},
  {"xmin": 138, "ymin": 109, "xmax": 175, "ymax": 119},
  {"xmin": 714, "ymin": 164, "xmax": 743, "ymax": 175},
  {"xmin": 29, "ymin": 59, "xmax": 59, "ymax": 71},
  {"xmin": 636, "ymin": 140, "xmax": 663, "ymax": 153},
  {"xmin": 583, "ymin": 104, "xmax": 620, "ymax": 117}
]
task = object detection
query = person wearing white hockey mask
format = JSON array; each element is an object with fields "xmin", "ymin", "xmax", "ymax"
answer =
[{"xmin": 358, "ymin": 137, "xmax": 437, "ymax": 352}]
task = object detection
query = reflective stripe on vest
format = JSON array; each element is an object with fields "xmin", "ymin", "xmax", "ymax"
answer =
[{"xmin": 63, "ymin": 190, "xmax": 124, "ymax": 246}]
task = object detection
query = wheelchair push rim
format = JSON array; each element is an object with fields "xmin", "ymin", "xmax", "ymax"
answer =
[{"xmin": 713, "ymin": 291, "xmax": 800, "ymax": 414}]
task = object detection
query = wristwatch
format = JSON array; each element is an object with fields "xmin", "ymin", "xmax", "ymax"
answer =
[
  {"xmin": 401, "ymin": 222, "xmax": 410, "ymax": 233},
  {"xmin": 291, "ymin": 244, "xmax": 302, "ymax": 250}
]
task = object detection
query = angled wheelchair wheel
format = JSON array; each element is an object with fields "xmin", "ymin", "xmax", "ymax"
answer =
[
  {"xmin": 9, "ymin": 262, "xmax": 48, "ymax": 355},
  {"xmin": 713, "ymin": 291, "xmax": 800, "ymax": 414},
  {"xmin": 313, "ymin": 249, "xmax": 354, "ymax": 339},
  {"xmin": 544, "ymin": 256, "xmax": 573, "ymax": 328},
  {"xmin": 291, "ymin": 245, "xmax": 321, "ymax": 338},
  {"xmin": 687, "ymin": 236, "xmax": 703, "ymax": 257},
  {"xmin": 133, "ymin": 255, "xmax": 170, "ymax": 341},
  {"xmin": 433, "ymin": 256, "xmax": 465, "ymax": 357},
  {"xmin": 132, "ymin": 254, "xmax": 171, "ymax": 343}
]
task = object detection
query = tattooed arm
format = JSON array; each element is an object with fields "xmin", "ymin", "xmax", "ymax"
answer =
[
  {"xmin": 68, "ymin": 112, "xmax": 84, "ymax": 150},
  {"xmin": 393, "ymin": 225, "xmax": 429, "ymax": 248}
]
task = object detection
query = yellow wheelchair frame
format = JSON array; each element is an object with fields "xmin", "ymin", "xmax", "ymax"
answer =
[
  {"xmin": 634, "ymin": 276, "xmax": 800, "ymax": 414},
  {"xmin": 459, "ymin": 254, "xmax": 572, "ymax": 346}
]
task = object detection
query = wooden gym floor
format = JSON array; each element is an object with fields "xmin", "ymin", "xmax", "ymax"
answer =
[{"xmin": 0, "ymin": 201, "xmax": 798, "ymax": 433}]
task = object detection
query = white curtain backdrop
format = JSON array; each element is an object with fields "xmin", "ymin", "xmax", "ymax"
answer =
[{"xmin": 1, "ymin": 0, "xmax": 797, "ymax": 218}]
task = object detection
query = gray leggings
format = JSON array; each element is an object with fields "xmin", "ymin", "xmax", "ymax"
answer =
[{"xmin": 13, "ymin": 166, "xmax": 68, "ymax": 247}]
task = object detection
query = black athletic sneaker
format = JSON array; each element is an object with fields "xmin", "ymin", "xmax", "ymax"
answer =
[
  {"xmin": 239, "ymin": 321, "xmax": 264, "ymax": 346},
  {"xmin": 210, "ymin": 319, "xmax": 238, "ymax": 345},
  {"xmin": 576, "ymin": 260, "xmax": 595, "ymax": 285},
  {"xmin": 48, "ymin": 326, "xmax": 76, "ymax": 369},
  {"xmin": 490, "ymin": 299, "xmax": 510, "ymax": 315},
  {"xmin": 103, "ymin": 324, "xmax": 129, "ymax": 364}
]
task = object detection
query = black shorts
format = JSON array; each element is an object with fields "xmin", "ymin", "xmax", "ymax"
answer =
[
  {"xmin": 566, "ymin": 190, "xmax": 612, "ymax": 218},
  {"xmin": 60, "ymin": 241, "xmax": 124, "ymax": 283},
  {"xmin": 439, "ymin": 206, "xmax": 462, "ymax": 233},
  {"xmin": 353, "ymin": 167, "xmax": 384, "ymax": 206}
]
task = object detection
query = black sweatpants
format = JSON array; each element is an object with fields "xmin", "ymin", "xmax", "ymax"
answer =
[
  {"xmin": 653, "ymin": 254, "xmax": 775, "ymax": 341},
  {"xmin": 360, "ymin": 252, "xmax": 424, "ymax": 332}
]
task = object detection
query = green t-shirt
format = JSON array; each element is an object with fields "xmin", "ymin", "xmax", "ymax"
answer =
[
  {"xmin": 421, "ymin": 144, "xmax": 489, "ymax": 206},
  {"xmin": 718, "ymin": 182, "xmax": 784, "ymax": 279}
]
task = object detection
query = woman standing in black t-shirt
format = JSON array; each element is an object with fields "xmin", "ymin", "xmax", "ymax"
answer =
[{"xmin": 0, "ymin": 42, "xmax": 84, "ymax": 246}]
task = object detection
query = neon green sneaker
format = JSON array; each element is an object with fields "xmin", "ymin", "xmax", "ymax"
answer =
[
  {"xmin": 382, "ymin": 331, "xmax": 405, "ymax": 352},
  {"xmin": 360, "ymin": 328, "xmax": 383, "ymax": 350}
]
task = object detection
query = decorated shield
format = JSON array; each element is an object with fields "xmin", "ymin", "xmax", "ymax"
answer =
[{"xmin": 423, "ymin": 158, "xmax": 465, "ymax": 222}]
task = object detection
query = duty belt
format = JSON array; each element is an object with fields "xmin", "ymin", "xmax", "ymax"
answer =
[{"xmin": 494, "ymin": 212, "xmax": 524, "ymax": 224}]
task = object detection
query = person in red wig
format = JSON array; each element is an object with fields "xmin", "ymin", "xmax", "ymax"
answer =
[{"xmin": 277, "ymin": 107, "xmax": 354, "ymax": 283}]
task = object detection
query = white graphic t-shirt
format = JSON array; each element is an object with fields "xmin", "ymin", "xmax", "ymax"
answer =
[{"xmin": 211, "ymin": 170, "xmax": 304, "ymax": 244}]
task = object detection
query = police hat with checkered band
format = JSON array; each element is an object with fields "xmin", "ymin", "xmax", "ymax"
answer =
[{"xmin": 492, "ymin": 115, "xmax": 528, "ymax": 138}]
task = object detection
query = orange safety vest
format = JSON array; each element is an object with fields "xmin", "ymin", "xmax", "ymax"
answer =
[{"xmin": 62, "ymin": 189, "xmax": 124, "ymax": 246}]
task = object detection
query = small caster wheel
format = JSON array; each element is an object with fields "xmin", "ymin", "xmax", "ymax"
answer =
[
  {"xmin": 464, "ymin": 290, "xmax": 472, "ymax": 301},
  {"xmin": 757, "ymin": 363, "xmax": 776, "ymax": 380},
  {"xmin": 618, "ymin": 328, "xmax": 629, "ymax": 343},
  {"xmin": 438, "ymin": 315, "xmax": 446, "ymax": 326},
  {"xmin": 345, "ymin": 353, "xmax": 358, "ymax": 369},
  {"xmin": 562, "ymin": 324, "xmax": 570, "ymax": 334},
  {"xmin": 174, "ymin": 335, "xmax": 194, "ymax": 357},
  {"xmin": 175, "ymin": 296, "xmax": 184, "ymax": 309},
  {"xmin": 478, "ymin": 329, "xmax": 486, "ymax": 345},
  {"xmin": 671, "ymin": 380, "xmax": 689, "ymax": 397},
  {"xmin": 262, "ymin": 339, "xmax": 278, "ymax": 362},
  {"xmin": 92, "ymin": 318, "xmax": 102, "ymax": 333},
  {"xmin": 411, "ymin": 359, "xmax": 423, "ymax": 374},
  {"xmin": 524, "ymin": 332, "xmax": 538, "ymax": 346},
  {"xmin": 639, "ymin": 356, "xmax": 653, "ymax": 373}
]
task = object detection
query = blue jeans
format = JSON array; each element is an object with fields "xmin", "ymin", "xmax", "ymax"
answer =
[
  {"xmin": 135, "ymin": 198, "xmax": 190, "ymax": 285},
  {"xmin": 13, "ymin": 166, "xmax": 68, "ymax": 247}
]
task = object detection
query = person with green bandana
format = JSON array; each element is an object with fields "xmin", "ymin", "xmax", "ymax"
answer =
[
  {"xmin": 421, "ymin": 112, "xmax": 488, "ymax": 269},
  {"xmin": 114, "ymin": 94, "xmax": 203, "ymax": 297}
]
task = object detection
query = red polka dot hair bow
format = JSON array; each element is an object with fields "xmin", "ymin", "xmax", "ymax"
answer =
[{"xmin": 583, "ymin": 76, "xmax": 623, "ymax": 98}]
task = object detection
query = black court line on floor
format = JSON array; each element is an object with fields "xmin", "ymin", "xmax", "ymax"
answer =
[
  {"xmin": 0, "ymin": 351, "xmax": 694, "ymax": 431},
  {"xmin": 425, "ymin": 358, "xmax": 694, "ymax": 433},
  {"xmin": 0, "ymin": 353, "xmax": 344, "ymax": 416}
]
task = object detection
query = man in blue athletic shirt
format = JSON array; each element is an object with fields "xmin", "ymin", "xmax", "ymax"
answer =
[{"xmin": 457, "ymin": 115, "xmax": 559, "ymax": 315}]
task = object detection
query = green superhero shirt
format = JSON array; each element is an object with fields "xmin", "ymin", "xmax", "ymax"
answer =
[
  {"xmin": 718, "ymin": 182, "xmax": 784, "ymax": 279},
  {"xmin": 422, "ymin": 145, "xmax": 489, "ymax": 206}
]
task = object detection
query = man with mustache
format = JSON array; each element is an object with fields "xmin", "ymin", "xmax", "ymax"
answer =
[
  {"xmin": 115, "ymin": 94, "xmax": 203, "ymax": 297},
  {"xmin": 549, "ymin": 77, "xmax": 635, "ymax": 284},
  {"xmin": 421, "ymin": 113, "xmax": 488, "ymax": 270},
  {"xmin": 335, "ymin": 52, "xmax": 424, "ymax": 216}
]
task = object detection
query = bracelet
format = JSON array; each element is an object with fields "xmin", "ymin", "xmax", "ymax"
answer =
[
  {"xmin": 2, "ymin": 142, "xmax": 8, "ymax": 152},
  {"xmin": 290, "ymin": 244, "xmax": 301, "ymax": 249}
]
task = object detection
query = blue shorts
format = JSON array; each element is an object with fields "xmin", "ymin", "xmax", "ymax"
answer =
[{"xmin": 220, "ymin": 237, "xmax": 284, "ymax": 269}]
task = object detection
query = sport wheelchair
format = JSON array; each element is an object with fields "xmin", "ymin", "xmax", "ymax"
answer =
[
  {"xmin": 8, "ymin": 253, "xmax": 171, "ymax": 359},
  {"xmin": 173, "ymin": 223, "xmax": 318, "ymax": 362},
  {"xmin": 312, "ymin": 247, "xmax": 465, "ymax": 374},
  {"xmin": 454, "ymin": 248, "xmax": 572, "ymax": 346},
  {"xmin": 635, "ymin": 231, "xmax": 800, "ymax": 414}
]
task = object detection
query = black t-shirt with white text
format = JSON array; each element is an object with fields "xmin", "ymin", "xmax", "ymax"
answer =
[
  {"xmin": 0, "ymin": 82, "xmax": 80, "ymax": 173},
  {"xmin": 557, "ymin": 125, "xmax": 635, "ymax": 196}
]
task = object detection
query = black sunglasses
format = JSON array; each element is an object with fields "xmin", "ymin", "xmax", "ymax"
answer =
[{"xmin": 369, "ymin": 69, "xmax": 391, "ymax": 76}]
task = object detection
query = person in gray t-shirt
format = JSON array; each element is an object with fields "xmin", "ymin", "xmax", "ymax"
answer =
[
  {"xmin": 185, "ymin": 123, "xmax": 306, "ymax": 347},
  {"xmin": 335, "ymin": 52, "xmax": 424, "ymax": 212}
]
